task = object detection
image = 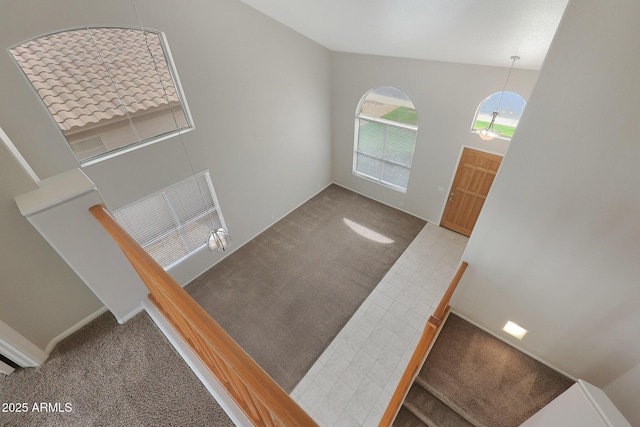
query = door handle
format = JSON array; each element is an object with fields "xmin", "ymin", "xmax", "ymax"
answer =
[{"xmin": 448, "ymin": 192, "xmax": 455, "ymax": 202}]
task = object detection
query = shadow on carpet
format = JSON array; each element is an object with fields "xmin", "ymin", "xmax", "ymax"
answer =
[{"xmin": 187, "ymin": 184, "xmax": 426, "ymax": 392}]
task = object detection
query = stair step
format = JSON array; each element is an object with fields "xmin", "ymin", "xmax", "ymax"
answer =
[
  {"xmin": 415, "ymin": 372, "xmax": 483, "ymax": 426},
  {"xmin": 413, "ymin": 314, "xmax": 574, "ymax": 427},
  {"xmin": 393, "ymin": 406, "xmax": 428, "ymax": 427},
  {"xmin": 403, "ymin": 383, "xmax": 474, "ymax": 427}
]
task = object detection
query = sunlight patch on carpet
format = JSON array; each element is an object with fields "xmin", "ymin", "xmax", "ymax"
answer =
[{"xmin": 343, "ymin": 217, "xmax": 395, "ymax": 244}]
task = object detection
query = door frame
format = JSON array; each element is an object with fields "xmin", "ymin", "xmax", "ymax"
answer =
[{"xmin": 437, "ymin": 145, "xmax": 505, "ymax": 226}]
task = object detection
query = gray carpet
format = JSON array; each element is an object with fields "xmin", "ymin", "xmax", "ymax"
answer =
[
  {"xmin": 187, "ymin": 184, "xmax": 426, "ymax": 392},
  {"xmin": 0, "ymin": 313, "xmax": 234, "ymax": 427},
  {"xmin": 415, "ymin": 314, "xmax": 574, "ymax": 426}
]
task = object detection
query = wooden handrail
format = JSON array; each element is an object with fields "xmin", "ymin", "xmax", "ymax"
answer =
[
  {"xmin": 90, "ymin": 205, "xmax": 317, "ymax": 427},
  {"xmin": 379, "ymin": 261, "xmax": 468, "ymax": 427},
  {"xmin": 433, "ymin": 261, "xmax": 468, "ymax": 321}
]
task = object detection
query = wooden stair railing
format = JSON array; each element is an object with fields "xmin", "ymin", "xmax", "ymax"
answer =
[
  {"xmin": 90, "ymin": 205, "xmax": 317, "ymax": 427},
  {"xmin": 379, "ymin": 261, "xmax": 468, "ymax": 427}
]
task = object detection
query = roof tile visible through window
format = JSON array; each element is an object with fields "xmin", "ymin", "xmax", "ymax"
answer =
[{"xmin": 10, "ymin": 28, "xmax": 179, "ymax": 132}]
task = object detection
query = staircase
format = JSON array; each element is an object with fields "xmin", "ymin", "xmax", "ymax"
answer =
[
  {"xmin": 395, "ymin": 381, "xmax": 473, "ymax": 426},
  {"xmin": 392, "ymin": 314, "xmax": 574, "ymax": 427}
]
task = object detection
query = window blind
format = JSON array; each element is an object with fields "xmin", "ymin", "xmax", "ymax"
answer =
[
  {"xmin": 355, "ymin": 117, "xmax": 417, "ymax": 191},
  {"xmin": 114, "ymin": 171, "xmax": 225, "ymax": 269}
]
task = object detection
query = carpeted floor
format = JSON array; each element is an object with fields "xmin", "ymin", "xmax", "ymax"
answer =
[
  {"xmin": 0, "ymin": 313, "xmax": 234, "ymax": 427},
  {"xmin": 417, "ymin": 314, "xmax": 574, "ymax": 426},
  {"xmin": 187, "ymin": 184, "xmax": 426, "ymax": 392}
]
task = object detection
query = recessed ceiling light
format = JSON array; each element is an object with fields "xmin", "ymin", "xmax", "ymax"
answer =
[{"xmin": 503, "ymin": 321, "xmax": 528, "ymax": 339}]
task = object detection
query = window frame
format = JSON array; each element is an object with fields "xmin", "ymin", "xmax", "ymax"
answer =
[
  {"xmin": 9, "ymin": 26, "xmax": 194, "ymax": 167},
  {"xmin": 353, "ymin": 87, "xmax": 418, "ymax": 193},
  {"xmin": 469, "ymin": 91, "xmax": 525, "ymax": 141},
  {"xmin": 113, "ymin": 170, "xmax": 225, "ymax": 270}
]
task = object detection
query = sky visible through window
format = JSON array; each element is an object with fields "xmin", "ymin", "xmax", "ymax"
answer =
[
  {"xmin": 472, "ymin": 91, "xmax": 525, "ymax": 139},
  {"xmin": 360, "ymin": 86, "xmax": 417, "ymax": 125}
]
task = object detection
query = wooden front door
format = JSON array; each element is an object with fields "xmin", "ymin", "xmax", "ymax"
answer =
[{"xmin": 441, "ymin": 147, "xmax": 503, "ymax": 236}]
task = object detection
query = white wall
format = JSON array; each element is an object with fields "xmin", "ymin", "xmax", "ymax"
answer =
[
  {"xmin": 452, "ymin": 1, "xmax": 640, "ymax": 424},
  {"xmin": 0, "ymin": 141, "xmax": 103, "ymax": 350},
  {"xmin": 331, "ymin": 52, "xmax": 539, "ymax": 222},
  {"xmin": 0, "ymin": 0, "xmax": 331, "ymax": 348}
]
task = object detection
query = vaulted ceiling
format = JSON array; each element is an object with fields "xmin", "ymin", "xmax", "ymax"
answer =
[{"xmin": 239, "ymin": 0, "xmax": 568, "ymax": 70}]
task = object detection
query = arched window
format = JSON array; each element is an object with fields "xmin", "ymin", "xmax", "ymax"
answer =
[
  {"xmin": 10, "ymin": 27, "xmax": 192, "ymax": 164},
  {"xmin": 471, "ymin": 91, "xmax": 525, "ymax": 140},
  {"xmin": 354, "ymin": 86, "xmax": 418, "ymax": 192}
]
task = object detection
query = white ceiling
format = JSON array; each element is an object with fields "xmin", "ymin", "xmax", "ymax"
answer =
[{"xmin": 238, "ymin": 0, "xmax": 569, "ymax": 70}]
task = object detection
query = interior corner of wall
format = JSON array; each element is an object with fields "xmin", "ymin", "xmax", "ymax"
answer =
[
  {"xmin": 44, "ymin": 306, "xmax": 109, "ymax": 355},
  {"xmin": 0, "ymin": 319, "xmax": 49, "ymax": 367}
]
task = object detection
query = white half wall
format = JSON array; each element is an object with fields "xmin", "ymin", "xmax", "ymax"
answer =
[
  {"xmin": 15, "ymin": 169, "xmax": 149, "ymax": 324},
  {"xmin": 0, "ymin": 133, "xmax": 103, "ymax": 351},
  {"xmin": 452, "ymin": 1, "xmax": 640, "ymax": 424}
]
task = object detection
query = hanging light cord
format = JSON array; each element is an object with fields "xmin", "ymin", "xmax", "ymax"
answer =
[
  {"xmin": 130, "ymin": 0, "xmax": 222, "ymax": 246},
  {"xmin": 494, "ymin": 55, "xmax": 520, "ymax": 113},
  {"xmin": 86, "ymin": 28, "xmax": 142, "ymax": 143}
]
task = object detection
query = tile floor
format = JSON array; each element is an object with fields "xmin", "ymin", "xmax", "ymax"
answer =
[{"xmin": 290, "ymin": 223, "xmax": 468, "ymax": 427}]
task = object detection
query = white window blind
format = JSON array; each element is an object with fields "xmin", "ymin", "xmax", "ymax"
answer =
[
  {"xmin": 114, "ymin": 171, "xmax": 225, "ymax": 269},
  {"xmin": 355, "ymin": 117, "xmax": 417, "ymax": 190},
  {"xmin": 354, "ymin": 86, "xmax": 418, "ymax": 192}
]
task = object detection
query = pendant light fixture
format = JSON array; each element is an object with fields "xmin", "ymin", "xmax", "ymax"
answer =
[
  {"xmin": 479, "ymin": 55, "xmax": 520, "ymax": 141},
  {"xmin": 130, "ymin": 0, "xmax": 230, "ymax": 253},
  {"xmin": 207, "ymin": 228, "xmax": 231, "ymax": 252}
]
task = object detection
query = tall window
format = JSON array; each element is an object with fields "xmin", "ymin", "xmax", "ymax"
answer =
[
  {"xmin": 354, "ymin": 86, "xmax": 418, "ymax": 192},
  {"xmin": 10, "ymin": 27, "xmax": 192, "ymax": 164},
  {"xmin": 113, "ymin": 171, "xmax": 226, "ymax": 270},
  {"xmin": 470, "ymin": 91, "xmax": 526, "ymax": 140}
]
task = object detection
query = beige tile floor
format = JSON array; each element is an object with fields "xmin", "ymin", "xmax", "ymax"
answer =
[{"xmin": 290, "ymin": 223, "xmax": 468, "ymax": 426}]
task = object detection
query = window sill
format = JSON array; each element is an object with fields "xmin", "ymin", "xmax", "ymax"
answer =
[{"xmin": 80, "ymin": 127, "xmax": 194, "ymax": 167}]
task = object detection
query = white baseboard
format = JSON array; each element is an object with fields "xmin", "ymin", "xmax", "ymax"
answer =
[
  {"xmin": 1, "ymin": 307, "xmax": 113, "ymax": 367},
  {"xmin": 44, "ymin": 306, "xmax": 109, "ymax": 354},
  {"xmin": 450, "ymin": 310, "xmax": 578, "ymax": 382},
  {"xmin": 116, "ymin": 304, "xmax": 144, "ymax": 324},
  {"xmin": 0, "ymin": 319, "xmax": 48, "ymax": 367},
  {"xmin": 330, "ymin": 181, "xmax": 438, "ymax": 224},
  {"xmin": 143, "ymin": 299, "xmax": 253, "ymax": 427},
  {"xmin": 0, "ymin": 359, "xmax": 16, "ymax": 375}
]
